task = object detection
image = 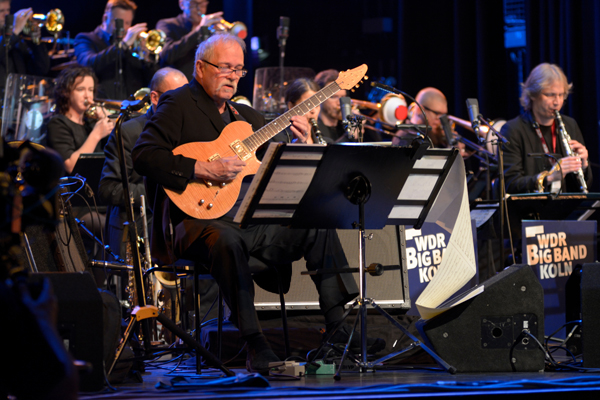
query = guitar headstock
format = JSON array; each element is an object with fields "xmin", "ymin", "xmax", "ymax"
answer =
[{"xmin": 336, "ymin": 64, "xmax": 368, "ymax": 91}]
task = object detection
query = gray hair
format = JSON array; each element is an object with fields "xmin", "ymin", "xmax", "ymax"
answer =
[
  {"xmin": 193, "ymin": 32, "xmax": 246, "ymax": 78},
  {"xmin": 520, "ymin": 63, "xmax": 572, "ymax": 110}
]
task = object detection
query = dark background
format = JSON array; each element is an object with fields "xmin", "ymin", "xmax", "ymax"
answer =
[{"xmin": 13, "ymin": 0, "xmax": 600, "ymax": 191}]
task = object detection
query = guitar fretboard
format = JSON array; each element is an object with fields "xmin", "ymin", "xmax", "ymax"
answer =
[{"xmin": 242, "ymin": 81, "xmax": 341, "ymax": 151}]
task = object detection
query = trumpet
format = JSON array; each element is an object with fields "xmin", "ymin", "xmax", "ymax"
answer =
[
  {"xmin": 351, "ymin": 93, "xmax": 407, "ymax": 125},
  {"xmin": 133, "ymin": 29, "xmax": 166, "ymax": 62},
  {"xmin": 84, "ymin": 99, "xmax": 120, "ymax": 120},
  {"xmin": 554, "ymin": 110, "xmax": 588, "ymax": 193},
  {"xmin": 208, "ymin": 19, "xmax": 248, "ymax": 39},
  {"xmin": 22, "ymin": 9, "xmax": 64, "ymax": 44}
]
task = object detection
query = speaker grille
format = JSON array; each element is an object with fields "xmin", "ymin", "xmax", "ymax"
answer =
[{"xmin": 254, "ymin": 225, "xmax": 410, "ymax": 310}]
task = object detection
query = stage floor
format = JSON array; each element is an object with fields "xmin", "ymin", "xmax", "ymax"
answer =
[{"xmin": 78, "ymin": 355, "xmax": 600, "ymax": 400}]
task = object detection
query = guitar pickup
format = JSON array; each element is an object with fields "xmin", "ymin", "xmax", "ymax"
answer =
[{"xmin": 230, "ymin": 140, "xmax": 251, "ymax": 161}]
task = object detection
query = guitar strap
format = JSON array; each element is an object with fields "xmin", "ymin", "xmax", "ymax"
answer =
[{"xmin": 227, "ymin": 102, "xmax": 245, "ymax": 122}]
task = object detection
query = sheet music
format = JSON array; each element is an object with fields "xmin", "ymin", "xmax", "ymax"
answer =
[
  {"xmin": 416, "ymin": 156, "xmax": 478, "ymax": 319},
  {"xmin": 233, "ymin": 143, "xmax": 280, "ymax": 224},
  {"xmin": 259, "ymin": 166, "xmax": 317, "ymax": 204}
]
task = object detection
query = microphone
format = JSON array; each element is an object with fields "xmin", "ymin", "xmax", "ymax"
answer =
[
  {"xmin": 114, "ymin": 18, "xmax": 124, "ymax": 44},
  {"xmin": 276, "ymin": 16, "xmax": 290, "ymax": 45},
  {"xmin": 340, "ymin": 96, "xmax": 353, "ymax": 138},
  {"xmin": 465, "ymin": 98, "xmax": 481, "ymax": 136},
  {"xmin": 121, "ymin": 93, "xmax": 150, "ymax": 112},
  {"xmin": 527, "ymin": 152, "xmax": 560, "ymax": 159},
  {"xmin": 5, "ymin": 13, "xmax": 13, "ymax": 37},
  {"xmin": 370, "ymin": 81, "xmax": 400, "ymax": 94},
  {"xmin": 199, "ymin": 26, "xmax": 210, "ymax": 43}
]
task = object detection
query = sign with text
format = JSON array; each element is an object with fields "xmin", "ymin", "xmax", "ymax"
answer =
[
  {"xmin": 522, "ymin": 220, "xmax": 597, "ymax": 337},
  {"xmin": 405, "ymin": 220, "xmax": 478, "ymax": 315}
]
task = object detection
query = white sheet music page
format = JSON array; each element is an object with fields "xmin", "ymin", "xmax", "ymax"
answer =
[{"xmin": 416, "ymin": 156, "xmax": 479, "ymax": 319}]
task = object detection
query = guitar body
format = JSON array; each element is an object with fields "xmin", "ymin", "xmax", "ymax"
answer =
[
  {"xmin": 164, "ymin": 120, "xmax": 260, "ymax": 220},
  {"xmin": 163, "ymin": 63, "xmax": 368, "ymax": 220}
]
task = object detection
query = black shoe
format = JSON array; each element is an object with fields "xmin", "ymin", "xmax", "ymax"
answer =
[
  {"xmin": 326, "ymin": 323, "xmax": 386, "ymax": 355},
  {"xmin": 246, "ymin": 348, "xmax": 280, "ymax": 375}
]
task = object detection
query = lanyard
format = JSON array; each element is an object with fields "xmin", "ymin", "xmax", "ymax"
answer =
[{"xmin": 532, "ymin": 121, "xmax": 557, "ymax": 163}]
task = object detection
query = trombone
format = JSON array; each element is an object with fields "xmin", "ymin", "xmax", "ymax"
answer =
[{"xmin": 351, "ymin": 93, "xmax": 407, "ymax": 126}]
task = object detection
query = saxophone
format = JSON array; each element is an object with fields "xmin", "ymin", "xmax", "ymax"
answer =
[{"xmin": 554, "ymin": 110, "xmax": 588, "ymax": 193}]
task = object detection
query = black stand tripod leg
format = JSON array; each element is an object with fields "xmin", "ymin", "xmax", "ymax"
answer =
[
  {"xmin": 156, "ymin": 312, "xmax": 235, "ymax": 377},
  {"xmin": 368, "ymin": 300, "xmax": 456, "ymax": 374},
  {"xmin": 107, "ymin": 315, "xmax": 139, "ymax": 377},
  {"xmin": 307, "ymin": 300, "xmax": 358, "ymax": 364},
  {"xmin": 334, "ymin": 309, "xmax": 361, "ymax": 381}
]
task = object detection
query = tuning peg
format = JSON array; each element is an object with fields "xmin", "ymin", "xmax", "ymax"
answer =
[
  {"xmin": 364, "ymin": 75, "xmax": 369, "ymax": 80},
  {"xmin": 351, "ymin": 89, "xmax": 355, "ymax": 93},
  {"xmin": 355, "ymin": 84, "xmax": 360, "ymax": 89}
]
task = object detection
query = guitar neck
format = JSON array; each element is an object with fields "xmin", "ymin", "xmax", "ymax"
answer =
[{"xmin": 242, "ymin": 81, "xmax": 341, "ymax": 152}]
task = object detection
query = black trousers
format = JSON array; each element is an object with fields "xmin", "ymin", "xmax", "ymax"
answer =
[{"xmin": 177, "ymin": 217, "xmax": 358, "ymax": 337}]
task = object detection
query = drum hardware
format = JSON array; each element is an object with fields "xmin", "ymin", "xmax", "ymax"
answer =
[{"xmin": 208, "ymin": 19, "xmax": 247, "ymax": 39}]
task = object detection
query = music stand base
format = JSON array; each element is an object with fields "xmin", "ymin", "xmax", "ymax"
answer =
[{"xmin": 315, "ymin": 298, "xmax": 456, "ymax": 379}]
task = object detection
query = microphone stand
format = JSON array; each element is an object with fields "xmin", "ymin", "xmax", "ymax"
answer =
[
  {"xmin": 276, "ymin": 17, "xmax": 289, "ymax": 113},
  {"xmin": 107, "ymin": 95, "xmax": 233, "ymax": 377},
  {"xmin": 478, "ymin": 115, "xmax": 514, "ymax": 266}
]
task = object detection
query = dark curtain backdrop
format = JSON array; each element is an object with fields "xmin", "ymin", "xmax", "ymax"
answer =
[
  {"xmin": 10, "ymin": 0, "xmax": 599, "ymax": 189},
  {"xmin": 526, "ymin": 0, "xmax": 600, "ymax": 191}
]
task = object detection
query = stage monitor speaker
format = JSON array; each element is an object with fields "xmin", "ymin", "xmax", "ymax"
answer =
[
  {"xmin": 30, "ymin": 272, "xmax": 104, "ymax": 392},
  {"xmin": 254, "ymin": 225, "xmax": 410, "ymax": 310},
  {"xmin": 417, "ymin": 264, "xmax": 545, "ymax": 372}
]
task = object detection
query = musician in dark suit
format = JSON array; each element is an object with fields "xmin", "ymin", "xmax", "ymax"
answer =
[
  {"xmin": 133, "ymin": 33, "xmax": 383, "ymax": 373},
  {"xmin": 74, "ymin": 0, "xmax": 155, "ymax": 100},
  {"xmin": 99, "ymin": 67, "xmax": 188, "ymax": 260},
  {"xmin": 156, "ymin": 0, "xmax": 223, "ymax": 79},
  {"xmin": 0, "ymin": 3, "xmax": 50, "ymax": 100},
  {"xmin": 501, "ymin": 63, "xmax": 592, "ymax": 194}
]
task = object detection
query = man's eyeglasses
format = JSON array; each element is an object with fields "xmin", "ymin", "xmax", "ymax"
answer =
[
  {"xmin": 202, "ymin": 59, "xmax": 248, "ymax": 77},
  {"xmin": 422, "ymin": 105, "xmax": 446, "ymax": 117}
]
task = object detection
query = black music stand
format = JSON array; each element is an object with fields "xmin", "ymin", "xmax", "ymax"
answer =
[{"xmin": 235, "ymin": 142, "xmax": 459, "ymax": 378}]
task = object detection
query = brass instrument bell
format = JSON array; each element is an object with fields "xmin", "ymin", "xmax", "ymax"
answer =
[
  {"xmin": 208, "ymin": 19, "xmax": 248, "ymax": 39},
  {"xmin": 22, "ymin": 9, "xmax": 64, "ymax": 44}
]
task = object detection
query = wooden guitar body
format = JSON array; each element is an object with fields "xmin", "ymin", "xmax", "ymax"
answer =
[{"xmin": 164, "ymin": 121, "xmax": 260, "ymax": 220}]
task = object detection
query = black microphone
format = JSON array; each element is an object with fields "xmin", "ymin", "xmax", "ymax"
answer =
[
  {"xmin": 370, "ymin": 81, "xmax": 401, "ymax": 94},
  {"xmin": 340, "ymin": 96, "xmax": 353, "ymax": 138},
  {"xmin": 527, "ymin": 152, "xmax": 561, "ymax": 158},
  {"xmin": 4, "ymin": 13, "xmax": 13, "ymax": 46},
  {"xmin": 466, "ymin": 98, "xmax": 481, "ymax": 136},
  {"xmin": 200, "ymin": 26, "xmax": 210, "ymax": 43},
  {"xmin": 121, "ymin": 93, "xmax": 150, "ymax": 112},
  {"xmin": 114, "ymin": 18, "xmax": 124, "ymax": 43},
  {"xmin": 5, "ymin": 13, "xmax": 13, "ymax": 36},
  {"xmin": 276, "ymin": 16, "xmax": 290, "ymax": 44}
]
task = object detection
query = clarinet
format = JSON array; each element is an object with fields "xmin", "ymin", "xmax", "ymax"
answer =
[
  {"xmin": 554, "ymin": 110, "xmax": 588, "ymax": 193},
  {"xmin": 309, "ymin": 118, "xmax": 327, "ymax": 145}
]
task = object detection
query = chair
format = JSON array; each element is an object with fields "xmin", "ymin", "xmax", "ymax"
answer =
[{"xmin": 142, "ymin": 177, "xmax": 290, "ymax": 372}]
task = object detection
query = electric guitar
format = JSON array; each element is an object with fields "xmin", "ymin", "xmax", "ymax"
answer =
[{"xmin": 165, "ymin": 64, "xmax": 368, "ymax": 220}]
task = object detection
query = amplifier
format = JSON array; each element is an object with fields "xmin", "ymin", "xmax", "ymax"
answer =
[{"xmin": 254, "ymin": 225, "xmax": 410, "ymax": 310}]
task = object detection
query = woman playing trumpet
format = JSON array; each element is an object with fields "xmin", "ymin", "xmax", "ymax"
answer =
[{"xmin": 47, "ymin": 65, "xmax": 114, "ymax": 174}]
